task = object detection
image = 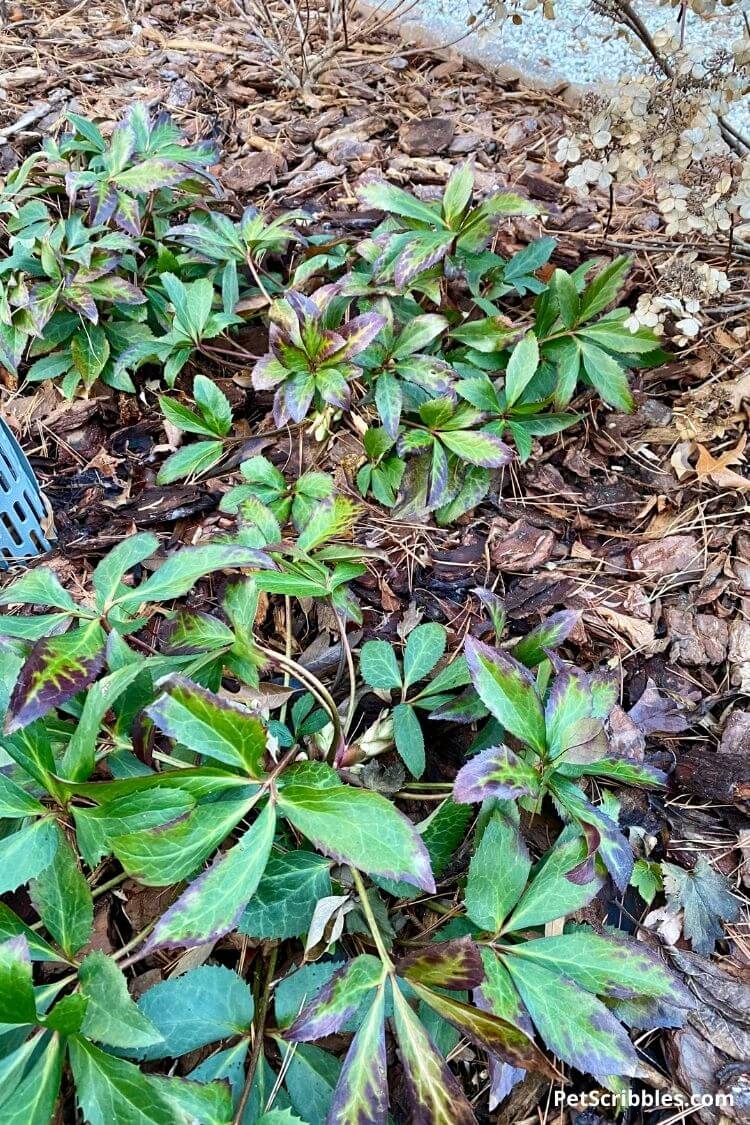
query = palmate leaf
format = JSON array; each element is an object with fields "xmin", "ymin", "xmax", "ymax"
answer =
[
  {"xmin": 453, "ymin": 744, "xmax": 539, "ymax": 804},
  {"xmin": 663, "ymin": 856, "xmax": 741, "ymax": 955},
  {"xmin": 391, "ymin": 982, "xmax": 476, "ymax": 1125},
  {"xmin": 144, "ymin": 801, "xmax": 276, "ymax": 950},
  {"xmin": 278, "ymin": 769, "xmax": 435, "ymax": 892},
  {"xmin": 327, "ymin": 986, "xmax": 388, "ymax": 1125},
  {"xmin": 464, "ymin": 638, "xmax": 546, "ymax": 754},
  {"xmin": 6, "ymin": 621, "xmax": 106, "ymax": 733},
  {"xmin": 287, "ymin": 954, "xmax": 384, "ymax": 1041},
  {"xmin": 146, "ymin": 676, "xmax": 268, "ymax": 776}
]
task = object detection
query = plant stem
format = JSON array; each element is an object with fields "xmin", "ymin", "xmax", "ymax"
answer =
[
  {"xmin": 335, "ymin": 608, "xmax": 357, "ymax": 738},
  {"xmin": 257, "ymin": 642, "xmax": 343, "ymax": 764},
  {"xmin": 233, "ymin": 946, "xmax": 278, "ymax": 1125},
  {"xmin": 350, "ymin": 867, "xmax": 394, "ymax": 971}
]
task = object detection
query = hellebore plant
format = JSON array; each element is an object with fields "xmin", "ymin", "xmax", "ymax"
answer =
[{"xmin": 251, "ymin": 287, "xmax": 386, "ymax": 426}]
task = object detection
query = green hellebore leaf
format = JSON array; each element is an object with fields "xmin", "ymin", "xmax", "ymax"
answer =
[
  {"xmin": 145, "ymin": 801, "xmax": 276, "ymax": 951},
  {"xmin": 146, "ymin": 676, "xmax": 268, "ymax": 777}
]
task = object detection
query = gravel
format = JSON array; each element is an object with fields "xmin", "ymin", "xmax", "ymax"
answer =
[{"xmin": 392, "ymin": 0, "xmax": 750, "ymax": 131}]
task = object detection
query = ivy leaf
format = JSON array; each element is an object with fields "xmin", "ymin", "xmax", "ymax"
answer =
[
  {"xmin": 0, "ymin": 935, "xmax": 37, "ymax": 1024},
  {"xmin": 398, "ymin": 937, "xmax": 485, "ymax": 990},
  {"xmin": 465, "ymin": 811, "xmax": 531, "ymax": 932},
  {"xmin": 287, "ymin": 954, "xmax": 384, "ymax": 1041},
  {"xmin": 146, "ymin": 676, "xmax": 268, "ymax": 776},
  {"xmin": 69, "ymin": 1037, "xmax": 177, "ymax": 1125},
  {"xmin": 278, "ymin": 774, "xmax": 435, "ymax": 892},
  {"xmin": 239, "ymin": 851, "xmax": 332, "ymax": 940},
  {"xmin": 503, "ymin": 955, "xmax": 640, "ymax": 1079},
  {"xmin": 325, "ymin": 986, "xmax": 388, "ymax": 1125},
  {"xmin": 79, "ymin": 952, "xmax": 164, "ymax": 1049},
  {"xmin": 0, "ymin": 816, "xmax": 60, "ymax": 895},
  {"xmin": 145, "ymin": 802, "xmax": 276, "ymax": 950},
  {"xmin": 6, "ymin": 622, "xmax": 106, "ymax": 732},
  {"xmin": 391, "ymin": 981, "xmax": 476, "ymax": 1125},
  {"xmin": 464, "ymin": 637, "xmax": 546, "ymax": 754},
  {"xmin": 360, "ymin": 640, "xmax": 402, "ymax": 690},
  {"xmin": 29, "ymin": 833, "xmax": 93, "ymax": 959},
  {"xmin": 663, "ymin": 857, "xmax": 741, "ymax": 955},
  {"xmin": 453, "ymin": 744, "xmax": 540, "ymax": 804}
]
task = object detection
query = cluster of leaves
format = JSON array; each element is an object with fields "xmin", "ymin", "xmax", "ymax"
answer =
[
  {"xmin": 2, "ymin": 107, "xmax": 667, "ymax": 534},
  {"xmin": 0, "ymin": 108, "xmax": 700, "ymax": 1125},
  {"xmin": 0, "ymin": 104, "xmax": 297, "ymax": 395},
  {"xmin": 0, "ymin": 528, "xmax": 701, "ymax": 1123}
]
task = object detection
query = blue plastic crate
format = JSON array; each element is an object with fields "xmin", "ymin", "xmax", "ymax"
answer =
[{"xmin": 0, "ymin": 416, "xmax": 50, "ymax": 569}]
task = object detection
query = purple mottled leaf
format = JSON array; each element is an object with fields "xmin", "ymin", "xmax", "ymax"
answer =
[
  {"xmin": 512, "ymin": 610, "xmax": 581, "ymax": 667},
  {"xmin": 391, "ymin": 982, "xmax": 477, "ymax": 1125},
  {"xmin": 398, "ymin": 937, "xmax": 485, "ymax": 991},
  {"xmin": 86, "ymin": 277, "xmax": 146, "ymax": 305},
  {"xmin": 503, "ymin": 954, "xmax": 640, "ymax": 1080},
  {"xmin": 438, "ymin": 428, "xmax": 514, "ymax": 468},
  {"xmin": 144, "ymin": 803, "xmax": 275, "ymax": 951},
  {"xmin": 113, "ymin": 158, "xmax": 192, "ymax": 193},
  {"xmin": 6, "ymin": 623, "xmax": 106, "ymax": 733},
  {"xmin": 393, "ymin": 233, "xmax": 452, "ymax": 290},
  {"xmin": 336, "ymin": 312, "xmax": 387, "ymax": 359},
  {"xmin": 91, "ymin": 183, "xmax": 118, "ymax": 226},
  {"xmin": 287, "ymin": 954, "xmax": 383, "ymax": 1041},
  {"xmin": 114, "ymin": 192, "xmax": 141, "ymax": 236},
  {"xmin": 552, "ymin": 777, "xmax": 634, "ymax": 892},
  {"xmin": 252, "ymin": 353, "xmax": 286, "ymax": 391},
  {"xmin": 408, "ymin": 979, "xmax": 560, "ymax": 1079},
  {"xmin": 427, "ymin": 439, "xmax": 449, "ymax": 509},
  {"xmin": 63, "ymin": 286, "xmax": 99, "ymax": 322},
  {"xmin": 375, "ymin": 371, "xmax": 402, "ymax": 439},
  {"xmin": 326, "ymin": 987, "xmax": 388, "ymax": 1125},
  {"xmin": 282, "ymin": 373, "xmax": 316, "ymax": 424},
  {"xmin": 464, "ymin": 637, "xmax": 546, "ymax": 754},
  {"xmin": 317, "ymin": 330, "xmax": 348, "ymax": 362},
  {"xmin": 453, "ymin": 744, "xmax": 539, "ymax": 804},
  {"xmin": 286, "ymin": 289, "xmax": 320, "ymax": 322}
]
